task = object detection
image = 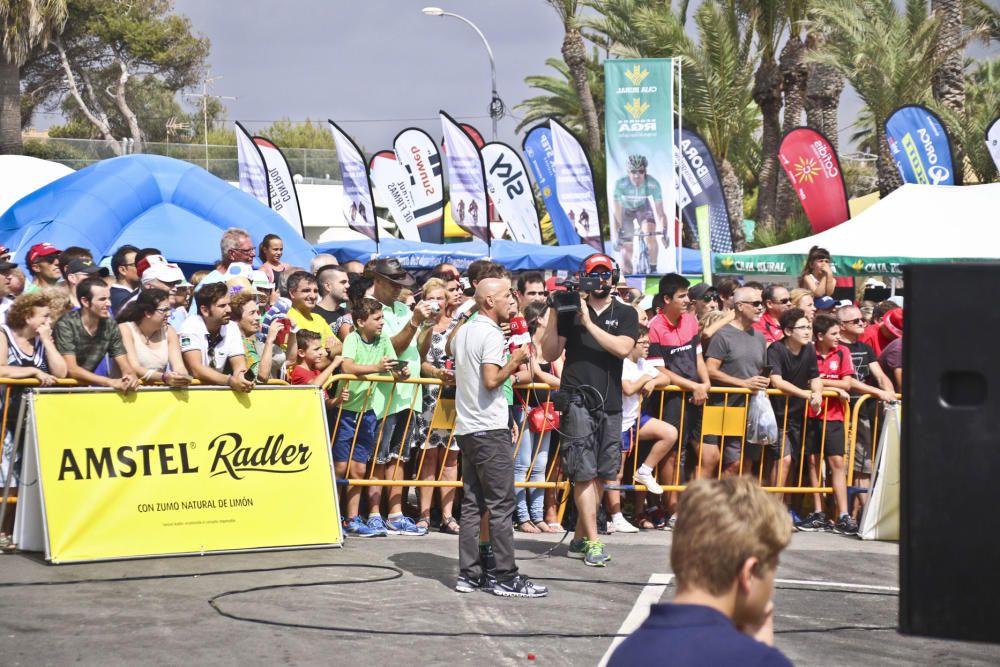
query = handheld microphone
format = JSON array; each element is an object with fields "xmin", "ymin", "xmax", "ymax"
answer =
[{"xmin": 509, "ymin": 315, "xmax": 532, "ymax": 354}]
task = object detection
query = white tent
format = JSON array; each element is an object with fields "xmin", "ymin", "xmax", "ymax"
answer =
[
  {"xmin": 0, "ymin": 155, "xmax": 74, "ymax": 217},
  {"xmin": 715, "ymin": 183, "xmax": 1000, "ymax": 276}
]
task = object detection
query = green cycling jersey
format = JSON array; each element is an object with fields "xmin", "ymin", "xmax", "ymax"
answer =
[{"xmin": 613, "ymin": 174, "xmax": 663, "ymax": 210}]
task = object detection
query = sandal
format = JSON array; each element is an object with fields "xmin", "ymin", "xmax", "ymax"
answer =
[
  {"xmin": 416, "ymin": 518, "xmax": 431, "ymax": 531},
  {"xmin": 535, "ymin": 521, "xmax": 556, "ymax": 533},
  {"xmin": 518, "ymin": 520, "xmax": 541, "ymax": 533},
  {"xmin": 637, "ymin": 514, "xmax": 656, "ymax": 530},
  {"xmin": 440, "ymin": 516, "xmax": 460, "ymax": 535}
]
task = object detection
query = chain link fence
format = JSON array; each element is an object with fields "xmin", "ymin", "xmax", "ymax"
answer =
[{"xmin": 22, "ymin": 137, "xmax": 341, "ymax": 184}]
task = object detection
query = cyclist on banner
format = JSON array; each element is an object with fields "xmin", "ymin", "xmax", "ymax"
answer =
[{"xmin": 612, "ymin": 154, "xmax": 670, "ymax": 275}]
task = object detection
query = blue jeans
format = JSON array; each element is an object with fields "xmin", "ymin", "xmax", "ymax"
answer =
[{"xmin": 514, "ymin": 428, "xmax": 551, "ymax": 523}]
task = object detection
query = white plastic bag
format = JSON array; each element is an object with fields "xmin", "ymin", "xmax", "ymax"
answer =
[{"xmin": 745, "ymin": 390, "xmax": 778, "ymax": 445}]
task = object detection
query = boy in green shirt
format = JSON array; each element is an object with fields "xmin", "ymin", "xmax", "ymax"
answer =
[{"xmin": 336, "ymin": 299, "xmax": 408, "ymax": 536}]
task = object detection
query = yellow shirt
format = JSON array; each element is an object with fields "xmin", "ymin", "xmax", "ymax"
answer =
[{"xmin": 287, "ymin": 307, "xmax": 335, "ymax": 342}]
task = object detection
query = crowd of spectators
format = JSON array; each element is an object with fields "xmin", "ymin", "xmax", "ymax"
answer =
[{"xmin": 0, "ymin": 233, "xmax": 903, "ymax": 544}]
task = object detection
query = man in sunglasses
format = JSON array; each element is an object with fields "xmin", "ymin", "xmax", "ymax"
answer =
[
  {"xmin": 612, "ymin": 154, "xmax": 670, "ymax": 274},
  {"xmin": 705, "ymin": 286, "xmax": 770, "ymax": 475},
  {"xmin": 753, "ymin": 285, "xmax": 792, "ymax": 345},
  {"xmin": 688, "ymin": 283, "xmax": 721, "ymax": 320},
  {"xmin": 540, "ymin": 253, "xmax": 639, "ymax": 568}
]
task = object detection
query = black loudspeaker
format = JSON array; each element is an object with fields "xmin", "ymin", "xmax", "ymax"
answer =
[{"xmin": 900, "ymin": 264, "xmax": 1000, "ymax": 643}]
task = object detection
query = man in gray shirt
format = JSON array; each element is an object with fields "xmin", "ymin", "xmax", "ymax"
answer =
[
  {"xmin": 705, "ymin": 286, "xmax": 770, "ymax": 475},
  {"xmin": 452, "ymin": 277, "xmax": 547, "ymax": 598}
]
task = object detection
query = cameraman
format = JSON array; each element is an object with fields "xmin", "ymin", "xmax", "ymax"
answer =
[{"xmin": 540, "ymin": 254, "xmax": 639, "ymax": 567}]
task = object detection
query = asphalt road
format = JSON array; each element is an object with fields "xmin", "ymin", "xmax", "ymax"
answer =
[{"xmin": 2, "ymin": 529, "xmax": 998, "ymax": 666}]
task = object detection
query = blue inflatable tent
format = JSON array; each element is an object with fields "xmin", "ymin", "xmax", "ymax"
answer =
[{"xmin": 0, "ymin": 154, "xmax": 315, "ymax": 272}]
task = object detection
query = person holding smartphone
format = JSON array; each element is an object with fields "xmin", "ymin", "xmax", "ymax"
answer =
[{"xmin": 416, "ymin": 278, "xmax": 460, "ymax": 534}]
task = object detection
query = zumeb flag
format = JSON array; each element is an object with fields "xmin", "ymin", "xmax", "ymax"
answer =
[
  {"xmin": 440, "ymin": 111, "xmax": 490, "ymax": 244},
  {"xmin": 236, "ymin": 122, "xmax": 269, "ymax": 206},
  {"xmin": 252, "ymin": 136, "xmax": 305, "ymax": 236},
  {"xmin": 393, "ymin": 128, "xmax": 445, "ymax": 244},
  {"xmin": 370, "ymin": 151, "xmax": 421, "ymax": 242},
  {"xmin": 603, "ymin": 58, "xmax": 677, "ymax": 275},
  {"xmin": 328, "ymin": 120, "xmax": 379, "ymax": 242}
]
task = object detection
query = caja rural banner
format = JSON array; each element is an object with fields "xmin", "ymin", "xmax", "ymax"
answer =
[
  {"xmin": 393, "ymin": 128, "xmax": 445, "ymax": 244},
  {"xmin": 253, "ymin": 135, "xmax": 305, "ymax": 237},
  {"xmin": 986, "ymin": 115, "xmax": 1000, "ymax": 173},
  {"xmin": 522, "ymin": 124, "xmax": 578, "ymax": 246},
  {"xmin": 23, "ymin": 386, "xmax": 341, "ymax": 562},
  {"xmin": 778, "ymin": 127, "xmax": 851, "ymax": 234},
  {"xmin": 481, "ymin": 142, "xmax": 542, "ymax": 244},
  {"xmin": 369, "ymin": 151, "xmax": 421, "ymax": 242},
  {"xmin": 549, "ymin": 119, "xmax": 603, "ymax": 251},
  {"xmin": 235, "ymin": 121, "xmax": 270, "ymax": 206},
  {"xmin": 604, "ymin": 59, "xmax": 677, "ymax": 274},
  {"xmin": 885, "ymin": 105, "xmax": 955, "ymax": 185},
  {"xmin": 329, "ymin": 120, "xmax": 379, "ymax": 242},
  {"xmin": 440, "ymin": 111, "xmax": 490, "ymax": 244},
  {"xmin": 676, "ymin": 129, "xmax": 734, "ymax": 253}
]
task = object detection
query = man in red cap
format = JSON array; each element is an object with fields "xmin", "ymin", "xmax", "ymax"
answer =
[
  {"xmin": 25, "ymin": 243, "xmax": 62, "ymax": 292},
  {"xmin": 539, "ymin": 253, "xmax": 639, "ymax": 567},
  {"xmin": 859, "ymin": 306, "xmax": 902, "ymax": 357}
]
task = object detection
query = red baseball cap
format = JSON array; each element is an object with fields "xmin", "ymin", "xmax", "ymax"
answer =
[
  {"xmin": 545, "ymin": 275, "xmax": 567, "ymax": 292},
  {"xmin": 883, "ymin": 308, "xmax": 903, "ymax": 338},
  {"xmin": 27, "ymin": 243, "xmax": 61, "ymax": 265},
  {"xmin": 583, "ymin": 253, "xmax": 615, "ymax": 274}
]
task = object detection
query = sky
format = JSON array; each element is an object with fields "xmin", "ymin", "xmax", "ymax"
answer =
[
  {"xmin": 171, "ymin": 0, "xmax": 569, "ymax": 151},
  {"xmin": 136, "ymin": 0, "xmax": 997, "ymax": 155}
]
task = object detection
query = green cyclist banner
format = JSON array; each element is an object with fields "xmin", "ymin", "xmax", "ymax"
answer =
[{"xmin": 604, "ymin": 58, "xmax": 676, "ymax": 275}]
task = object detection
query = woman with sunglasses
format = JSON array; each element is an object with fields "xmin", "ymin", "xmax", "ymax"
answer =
[{"xmin": 116, "ymin": 289, "xmax": 192, "ymax": 386}]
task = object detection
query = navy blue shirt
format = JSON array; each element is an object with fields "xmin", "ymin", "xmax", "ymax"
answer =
[{"xmin": 608, "ymin": 603, "xmax": 793, "ymax": 667}]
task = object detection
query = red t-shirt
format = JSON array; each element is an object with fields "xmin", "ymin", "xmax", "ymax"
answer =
[
  {"xmin": 647, "ymin": 312, "xmax": 701, "ymax": 382},
  {"xmin": 810, "ymin": 344, "xmax": 854, "ymax": 422},
  {"xmin": 752, "ymin": 311, "xmax": 784, "ymax": 344},
  {"xmin": 290, "ymin": 364, "xmax": 322, "ymax": 385},
  {"xmin": 858, "ymin": 323, "xmax": 896, "ymax": 357}
]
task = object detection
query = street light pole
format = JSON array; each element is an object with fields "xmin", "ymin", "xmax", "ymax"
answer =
[{"xmin": 422, "ymin": 7, "xmax": 503, "ymax": 141}]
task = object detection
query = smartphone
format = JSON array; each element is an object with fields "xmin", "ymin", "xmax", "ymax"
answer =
[
  {"xmin": 392, "ymin": 359, "xmax": 409, "ymax": 369},
  {"xmin": 761, "ymin": 365, "xmax": 773, "ymax": 376},
  {"xmin": 243, "ymin": 369, "xmax": 256, "ymax": 382}
]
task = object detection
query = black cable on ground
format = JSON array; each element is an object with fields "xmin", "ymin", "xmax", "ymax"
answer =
[{"xmin": 0, "ymin": 562, "xmax": 403, "ymax": 588}]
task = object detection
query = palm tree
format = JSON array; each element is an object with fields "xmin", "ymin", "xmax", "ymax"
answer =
[
  {"xmin": 739, "ymin": 0, "xmax": 788, "ymax": 233},
  {"xmin": 933, "ymin": 58, "xmax": 1000, "ymax": 184},
  {"xmin": 545, "ymin": 0, "xmax": 602, "ymax": 153},
  {"xmin": 775, "ymin": 0, "xmax": 811, "ymax": 225},
  {"xmin": 809, "ymin": 0, "xmax": 955, "ymax": 195},
  {"xmin": 804, "ymin": 29, "xmax": 844, "ymax": 149},
  {"xmin": 513, "ymin": 55, "xmax": 604, "ymax": 135},
  {"xmin": 0, "ymin": 0, "xmax": 68, "ymax": 154},
  {"xmin": 932, "ymin": 0, "xmax": 965, "ymax": 183}
]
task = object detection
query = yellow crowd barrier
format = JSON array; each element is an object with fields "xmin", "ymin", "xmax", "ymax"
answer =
[{"xmin": 0, "ymin": 375, "xmax": 901, "ymax": 523}]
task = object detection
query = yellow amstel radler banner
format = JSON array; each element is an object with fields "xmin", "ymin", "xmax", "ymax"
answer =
[{"xmin": 31, "ymin": 386, "xmax": 341, "ymax": 562}]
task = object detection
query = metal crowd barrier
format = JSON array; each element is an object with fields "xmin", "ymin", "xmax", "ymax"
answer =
[{"xmin": 0, "ymin": 375, "xmax": 901, "ymax": 519}]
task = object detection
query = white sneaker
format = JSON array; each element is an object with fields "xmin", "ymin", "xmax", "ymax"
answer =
[
  {"xmin": 634, "ymin": 469, "xmax": 663, "ymax": 495},
  {"xmin": 611, "ymin": 514, "xmax": 640, "ymax": 533}
]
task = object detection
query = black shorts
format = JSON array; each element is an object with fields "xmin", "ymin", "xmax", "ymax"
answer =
[
  {"xmin": 559, "ymin": 401, "xmax": 621, "ymax": 482},
  {"xmin": 853, "ymin": 412, "xmax": 873, "ymax": 474},
  {"xmin": 619, "ymin": 204, "xmax": 655, "ymax": 233},
  {"xmin": 805, "ymin": 419, "xmax": 846, "ymax": 458}
]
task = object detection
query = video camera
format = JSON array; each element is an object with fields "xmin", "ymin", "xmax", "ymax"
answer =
[{"xmin": 549, "ymin": 274, "xmax": 603, "ymax": 314}]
